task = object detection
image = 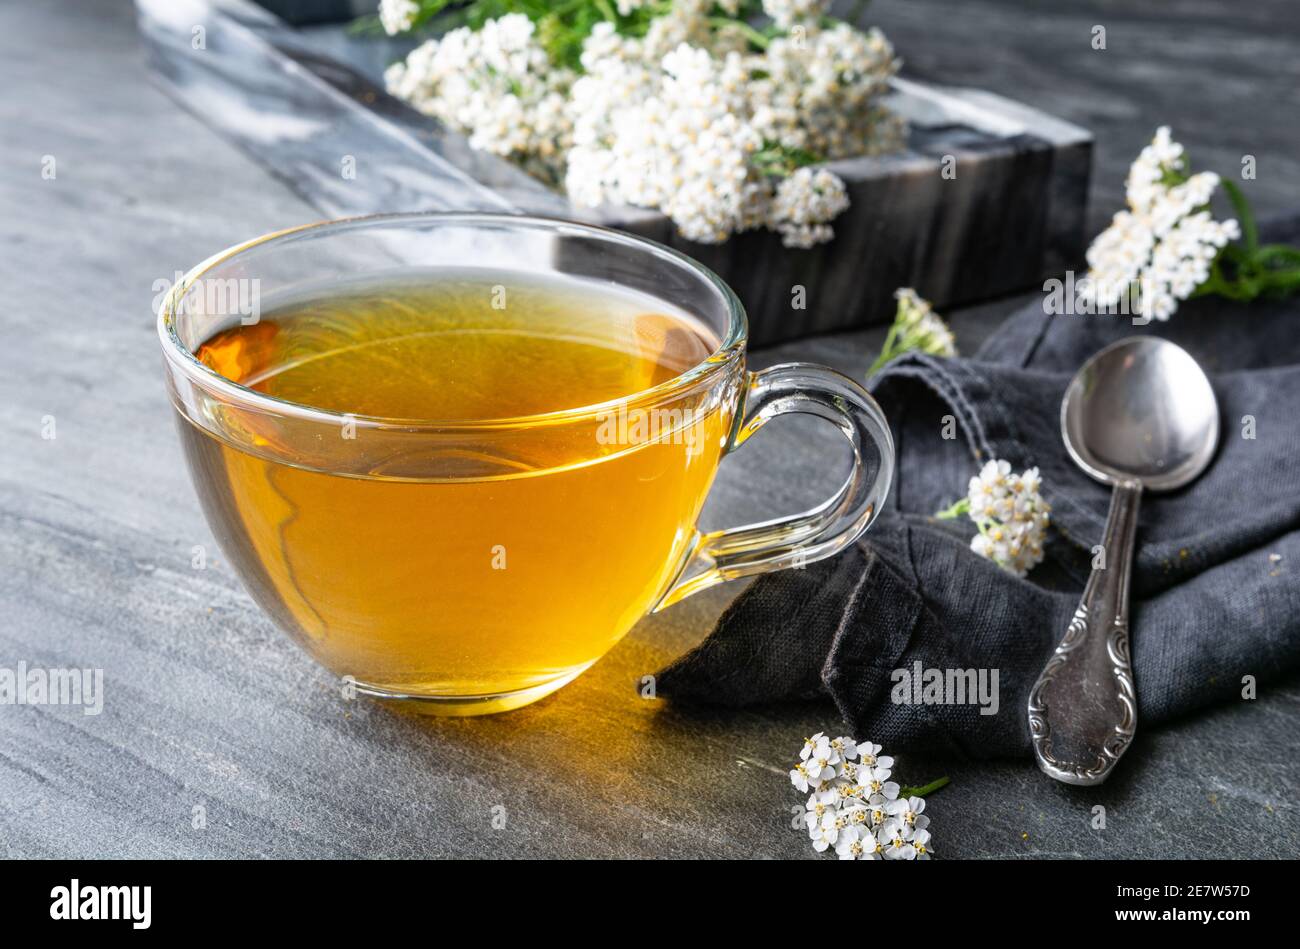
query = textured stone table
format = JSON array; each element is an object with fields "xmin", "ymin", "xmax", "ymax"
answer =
[{"xmin": 1, "ymin": 0, "xmax": 1295, "ymax": 858}]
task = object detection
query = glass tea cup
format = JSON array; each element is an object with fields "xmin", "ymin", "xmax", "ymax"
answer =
[{"xmin": 158, "ymin": 213, "xmax": 894, "ymax": 714}]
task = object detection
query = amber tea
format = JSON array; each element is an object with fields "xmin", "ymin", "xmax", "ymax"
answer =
[
  {"xmin": 177, "ymin": 270, "xmax": 730, "ymax": 711},
  {"xmin": 163, "ymin": 214, "xmax": 896, "ymax": 716}
]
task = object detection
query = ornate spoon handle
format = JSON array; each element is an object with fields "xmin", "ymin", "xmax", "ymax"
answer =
[{"xmin": 1028, "ymin": 481, "xmax": 1141, "ymax": 786}]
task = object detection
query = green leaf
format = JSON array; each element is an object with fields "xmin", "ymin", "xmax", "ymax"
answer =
[
  {"xmin": 1256, "ymin": 265, "xmax": 1300, "ymax": 294},
  {"xmin": 1254, "ymin": 244, "xmax": 1300, "ymax": 267}
]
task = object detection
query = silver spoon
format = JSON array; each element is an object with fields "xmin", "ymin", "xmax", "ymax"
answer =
[{"xmin": 1028, "ymin": 337, "xmax": 1219, "ymax": 785}]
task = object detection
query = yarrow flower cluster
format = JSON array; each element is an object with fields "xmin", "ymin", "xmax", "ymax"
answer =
[
  {"xmin": 384, "ymin": 13, "xmax": 573, "ymax": 185},
  {"xmin": 382, "ymin": 1, "xmax": 902, "ymax": 246},
  {"xmin": 867, "ymin": 288, "xmax": 956, "ymax": 376},
  {"xmin": 379, "ymin": 0, "xmax": 419, "ymax": 36},
  {"xmin": 939, "ymin": 460, "xmax": 1051, "ymax": 577},
  {"xmin": 770, "ymin": 167, "xmax": 851, "ymax": 248},
  {"xmin": 790, "ymin": 733, "xmax": 938, "ymax": 860},
  {"xmin": 1079, "ymin": 127, "xmax": 1239, "ymax": 321}
]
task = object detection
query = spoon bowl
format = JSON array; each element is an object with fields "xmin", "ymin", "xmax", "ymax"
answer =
[{"xmin": 1062, "ymin": 337, "xmax": 1219, "ymax": 490}]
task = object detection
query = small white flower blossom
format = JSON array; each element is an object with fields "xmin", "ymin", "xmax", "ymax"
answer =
[
  {"xmin": 1080, "ymin": 126, "xmax": 1240, "ymax": 321},
  {"xmin": 762, "ymin": 0, "xmax": 830, "ymax": 30},
  {"xmin": 895, "ymin": 288, "xmax": 956, "ymax": 356},
  {"xmin": 956, "ymin": 459, "xmax": 1052, "ymax": 577},
  {"xmin": 805, "ymin": 741, "xmax": 841, "ymax": 784},
  {"xmin": 881, "ymin": 819, "xmax": 916, "ymax": 860},
  {"xmin": 789, "ymin": 733, "xmax": 939, "ymax": 859},
  {"xmin": 772, "ymin": 167, "xmax": 851, "ymax": 248},
  {"xmin": 861, "ymin": 765, "xmax": 900, "ymax": 803},
  {"xmin": 834, "ymin": 824, "xmax": 884, "ymax": 860},
  {"xmin": 828, "ymin": 735, "xmax": 858, "ymax": 760},
  {"xmin": 804, "ymin": 788, "xmax": 838, "ymax": 832},
  {"xmin": 799, "ymin": 731, "xmax": 827, "ymax": 761},
  {"xmin": 885, "ymin": 795, "xmax": 929, "ymax": 835},
  {"xmin": 911, "ymin": 827, "xmax": 935, "ymax": 860},
  {"xmin": 902, "ymin": 291, "xmax": 955, "ymax": 356},
  {"xmin": 789, "ymin": 760, "xmax": 816, "ymax": 793},
  {"xmin": 810, "ymin": 810, "xmax": 840, "ymax": 852},
  {"xmin": 840, "ymin": 800, "xmax": 871, "ymax": 826},
  {"xmin": 790, "ymin": 732, "xmax": 842, "ymax": 791},
  {"xmin": 379, "ymin": 0, "xmax": 419, "ymax": 36},
  {"xmin": 855, "ymin": 740, "xmax": 892, "ymax": 771}
]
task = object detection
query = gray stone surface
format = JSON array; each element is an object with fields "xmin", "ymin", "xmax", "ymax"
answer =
[{"xmin": 1, "ymin": 0, "xmax": 1296, "ymax": 859}]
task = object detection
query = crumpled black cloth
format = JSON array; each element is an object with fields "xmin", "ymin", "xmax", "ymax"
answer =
[{"xmin": 656, "ymin": 214, "xmax": 1300, "ymax": 758}]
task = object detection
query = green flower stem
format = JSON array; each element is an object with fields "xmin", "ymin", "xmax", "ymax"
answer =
[
  {"xmin": 866, "ymin": 322, "xmax": 902, "ymax": 377},
  {"xmin": 1221, "ymin": 179, "xmax": 1258, "ymax": 253},
  {"xmin": 900, "ymin": 776, "xmax": 950, "ymax": 798},
  {"xmin": 934, "ymin": 497, "xmax": 969, "ymax": 520},
  {"xmin": 935, "ymin": 498, "xmax": 1002, "ymax": 554},
  {"xmin": 709, "ymin": 16, "xmax": 770, "ymax": 49}
]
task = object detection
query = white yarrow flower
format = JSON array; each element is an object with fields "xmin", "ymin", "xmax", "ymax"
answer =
[
  {"xmin": 828, "ymin": 735, "xmax": 858, "ymax": 760},
  {"xmin": 789, "ymin": 733, "xmax": 941, "ymax": 859},
  {"xmin": 805, "ymin": 740, "xmax": 841, "ymax": 783},
  {"xmin": 911, "ymin": 827, "xmax": 935, "ymax": 860},
  {"xmin": 1080, "ymin": 126, "xmax": 1240, "ymax": 321},
  {"xmin": 894, "ymin": 288, "xmax": 956, "ymax": 357},
  {"xmin": 855, "ymin": 740, "xmax": 892, "ymax": 771},
  {"xmin": 886, "ymin": 795, "xmax": 929, "ymax": 835},
  {"xmin": 881, "ymin": 819, "xmax": 916, "ymax": 860},
  {"xmin": 804, "ymin": 788, "xmax": 839, "ymax": 832},
  {"xmin": 810, "ymin": 811, "xmax": 840, "ymax": 852},
  {"xmin": 800, "ymin": 731, "xmax": 827, "ymax": 761},
  {"xmin": 861, "ymin": 765, "xmax": 900, "ymax": 803},
  {"xmin": 834, "ymin": 824, "xmax": 884, "ymax": 860},
  {"xmin": 948, "ymin": 459, "xmax": 1052, "ymax": 577},
  {"xmin": 379, "ymin": 0, "xmax": 419, "ymax": 36},
  {"xmin": 384, "ymin": 15, "xmax": 575, "ymax": 184},
  {"xmin": 383, "ymin": 3, "xmax": 903, "ymax": 245},
  {"xmin": 772, "ymin": 167, "xmax": 851, "ymax": 248},
  {"xmin": 789, "ymin": 760, "xmax": 816, "ymax": 793},
  {"xmin": 762, "ymin": 0, "xmax": 831, "ymax": 29},
  {"xmin": 868, "ymin": 288, "xmax": 957, "ymax": 377}
]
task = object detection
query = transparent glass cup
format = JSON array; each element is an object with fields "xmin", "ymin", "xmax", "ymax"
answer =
[{"xmin": 158, "ymin": 213, "xmax": 894, "ymax": 714}]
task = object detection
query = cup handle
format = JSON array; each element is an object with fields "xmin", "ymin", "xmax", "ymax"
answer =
[{"xmin": 654, "ymin": 362, "xmax": 895, "ymax": 611}]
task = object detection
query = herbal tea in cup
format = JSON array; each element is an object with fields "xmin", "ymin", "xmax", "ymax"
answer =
[{"xmin": 160, "ymin": 214, "xmax": 893, "ymax": 714}]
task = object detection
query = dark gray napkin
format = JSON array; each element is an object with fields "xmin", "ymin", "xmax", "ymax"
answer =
[{"xmin": 656, "ymin": 214, "xmax": 1300, "ymax": 758}]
